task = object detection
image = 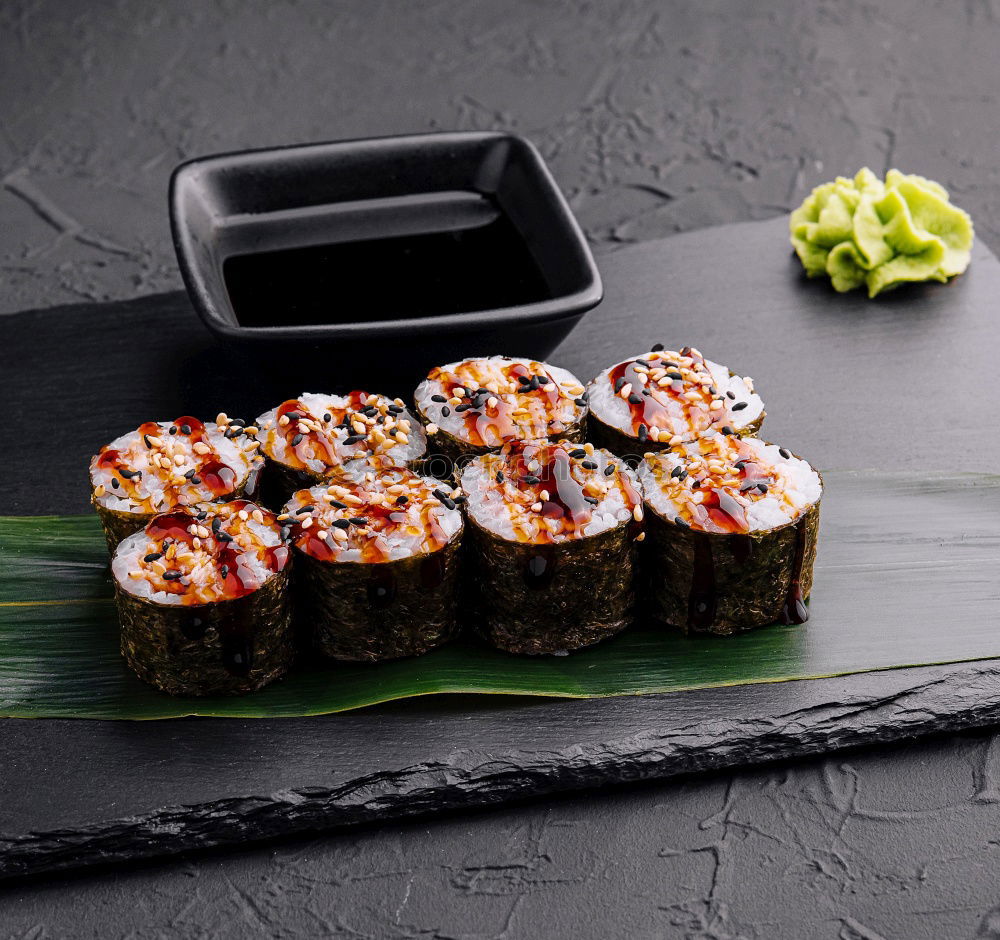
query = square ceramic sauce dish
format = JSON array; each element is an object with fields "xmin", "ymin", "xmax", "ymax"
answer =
[{"xmin": 169, "ymin": 132, "xmax": 602, "ymax": 365}]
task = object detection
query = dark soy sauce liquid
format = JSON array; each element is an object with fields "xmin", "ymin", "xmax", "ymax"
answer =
[{"xmin": 223, "ymin": 213, "xmax": 552, "ymax": 327}]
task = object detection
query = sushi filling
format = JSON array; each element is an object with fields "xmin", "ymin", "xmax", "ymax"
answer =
[
  {"xmin": 280, "ymin": 467, "xmax": 463, "ymax": 564},
  {"xmin": 638, "ymin": 432, "xmax": 821, "ymax": 534},
  {"xmin": 588, "ymin": 346, "xmax": 763, "ymax": 444},
  {"xmin": 91, "ymin": 415, "xmax": 259, "ymax": 515},
  {"xmin": 113, "ymin": 500, "xmax": 288, "ymax": 605},
  {"xmin": 415, "ymin": 356, "xmax": 588, "ymax": 448},
  {"xmin": 461, "ymin": 440, "xmax": 642, "ymax": 544},
  {"xmin": 256, "ymin": 391, "xmax": 426, "ymax": 475}
]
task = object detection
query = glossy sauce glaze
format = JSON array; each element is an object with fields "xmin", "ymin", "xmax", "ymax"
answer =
[
  {"xmin": 595, "ymin": 346, "xmax": 759, "ymax": 444},
  {"xmin": 257, "ymin": 391, "xmax": 423, "ymax": 474},
  {"xmin": 280, "ymin": 468, "xmax": 462, "ymax": 565},
  {"xmin": 91, "ymin": 416, "xmax": 259, "ymax": 514},
  {"xmin": 119, "ymin": 499, "xmax": 288, "ymax": 605},
  {"xmin": 419, "ymin": 357, "xmax": 587, "ymax": 448}
]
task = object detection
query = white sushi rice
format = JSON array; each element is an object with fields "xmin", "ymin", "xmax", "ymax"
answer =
[
  {"xmin": 414, "ymin": 356, "xmax": 586, "ymax": 445},
  {"xmin": 256, "ymin": 392, "xmax": 426, "ymax": 475},
  {"xmin": 90, "ymin": 421, "xmax": 255, "ymax": 516},
  {"xmin": 638, "ymin": 434, "xmax": 821, "ymax": 533},
  {"xmin": 588, "ymin": 351, "xmax": 764, "ymax": 440},
  {"xmin": 112, "ymin": 502, "xmax": 285, "ymax": 605},
  {"xmin": 460, "ymin": 443, "xmax": 640, "ymax": 544},
  {"xmin": 282, "ymin": 469, "xmax": 462, "ymax": 564}
]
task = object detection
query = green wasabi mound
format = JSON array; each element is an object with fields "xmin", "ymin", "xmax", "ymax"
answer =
[{"xmin": 790, "ymin": 168, "xmax": 974, "ymax": 298}]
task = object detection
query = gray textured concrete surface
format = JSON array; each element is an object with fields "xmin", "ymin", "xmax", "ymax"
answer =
[{"xmin": 3, "ymin": 0, "xmax": 1000, "ymax": 936}]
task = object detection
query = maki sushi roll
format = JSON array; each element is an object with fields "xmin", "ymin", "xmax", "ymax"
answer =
[
  {"xmin": 588, "ymin": 346, "xmax": 764, "ymax": 461},
  {"xmin": 413, "ymin": 356, "xmax": 589, "ymax": 471},
  {"xmin": 459, "ymin": 439, "xmax": 643, "ymax": 655},
  {"xmin": 112, "ymin": 499, "xmax": 293, "ymax": 695},
  {"xmin": 255, "ymin": 391, "xmax": 427, "ymax": 507},
  {"xmin": 637, "ymin": 431, "xmax": 822, "ymax": 635},
  {"xmin": 90, "ymin": 415, "xmax": 262, "ymax": 553},
  {"xmin": 281, "ymin": 466, "xmax": 463, "ymax": 662}
]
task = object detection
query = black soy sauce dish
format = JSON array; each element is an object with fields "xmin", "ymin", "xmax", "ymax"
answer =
[{"xmin": 169, "ymin": 132, "xmax": 603, "ymax": 367}]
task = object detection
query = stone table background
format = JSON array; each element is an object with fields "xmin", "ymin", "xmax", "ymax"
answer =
[{"xmin": 2, "ymin": 0, "xmax": 999, "ymax": 936}]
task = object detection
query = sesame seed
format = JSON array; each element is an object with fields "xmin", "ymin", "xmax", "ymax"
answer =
[
  {"xmin": 731, "ymin": 401, "xmax": 748, "ymax": 412},
  {"xmin": 581, "ymin": 460, "xmax": 598, "ymax": 470},
  {"xmin": 635, "ymin": 531, "xmax": 646, "ymax": 542},
  {"xmin": 632, "ymin": 505, "xmax": 644, "ymax": 522},
  {"xmin": 426, "ymin": 423, "xmax": 439, "ymax": 435},
  {"xmin": 779, "ymin": 448, "xmax": 791, "ymax": 459},
  {"xmin": 143, "ymin": 552, "xmax": 162, "ymax": 562},
  {"xmin": 301, "ymin": 517, "xmax": 313, "ymax": 530},
  {"xmin": 604, "ymin": 465, "xmax": 615, "ymax": 476}
]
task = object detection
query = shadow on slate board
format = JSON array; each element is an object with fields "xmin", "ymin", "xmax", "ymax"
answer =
[{"xmin": 0, "ymin": 215, "xmax": 998, "ymax": 879}]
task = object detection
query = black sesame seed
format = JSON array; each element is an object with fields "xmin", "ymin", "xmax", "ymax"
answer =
[
  {"xmin": 726, "ymin": 390, "xmax": 736, "ymax": 400},
  {"xmin": 635, "ymin": 359, "xmax": 651, "ymax": 367},
  {"xmin": 569, "ymin": 449, "xmax": 587, "ymax": 459},
  {"xmin": 180, "ymin": 424, "xmax": 191, "ymax": 435},
  {"xmin": 220, "ymin": 565, "xmax": 229, "ymax": 578},
  {"xmin": 111, "ymin": 478, "xmax": 119, "ymax": 489},
  {"xmin": 496, "ymin": 471, "xmax": 504, "ymax": 484},
  {"xmin": 757, "ymin": 483, "xmax": 769, "ymax": 494},
  {"xmin": 431, "ymin": 394, "xmax": 447, "ymax": 403},
  {"xmin": 670, "ymin": 465, "xmax": 683, "ymax": 478},
  {"xmin": 295, "ymin": 505, "xmax": 314, "ymax": 515},
  {"xmin": 395, "ymin": 495, "xmax": 409, "ymax": 506},
  {"xmin": 184, "ymin": 469, "xmax": 196, "ymax": 479},
  {"xmin": 455, "ymin": 403, "xmax": 472, "ymax": 413},
  {"xmin": 575, "ymin": 397, "xmax": 588, "ymax": 407},
  {"xmin": 332, "ymin": 519, "xmax": 351, "ymax": 530},
  {"xmin": 168, "ymin": 426, "xmax": 177, "ymax": 435},
  {"xmin": 441, "ymin": 406, "xmax": 451, "ymax": 417},
  {"xmin": 441, "ymin": 496, "xmax": 457, "ymax": 510},
  {"xmin": 344, "ymin": 434, "xmax": 365, "ymax": 444},
  {"xmin": 667, "ymin": 371, "xmax": 683, "ymax": 380},
  {"xmin": 674, "ymin": 516, "xmax": 690, "ymax": 528},
  {"xmin": 348, "ymin": 517, "xmax": 368, "ymax": 526},
  {"xmin": 190, "ymin": 476, "xmax": 202, "ymax": 484},
  {"xmin": 196, "ymin": 510, "xmax": 208, "ymax": 520},
  {"xmin": 285, "ymin": 411, "xmax": 301, "ymax": 420},
  {"xmin": 433, "ymin": 488, "xmax": 451, "ymax": 502},
  {"xmin": 329, "ymin": 499, "xmax": 347, "ymax": 509},
  {"xmin": 720, "ymin": 426, "xmax": 735, "ymax": 435},
  {"xmin": 709, "ymin": 386, "xmax": 717, "ymax": 395},
  {"xmin": 324, "ymin": 413, "xmax": 333, "ymax": 422},
  {"xmin": 361, "ymin": 407, "xmax": 377, "ymax": 417},
  {"xmin": 452, "ymin": 494, "xmax": 466, "ymax": 504},
  {"xmin": 732, "ymin": 401, "xmax": 748, "ymax": 411},
  {"xmin": 740, "ymin": 481, "xmax": 758, "ymax": 492},
  {"xmin": 779, "ymin": 448, "xmax": 791, "ymax": 459},
  {"xmin": 523, "ymin": 475, "xmax": 541, "ymax": 485},
  {"xmin": 143, "ymin": 435, "xmax": 154, "ymax": 449},
  {"xmin": 604, "ymin": 465, "xmax": 616, "ymax": 476},
  {"xmin": 581, "ymin": 460, "xmax": 599, "ymax": 470},
  {"xmin": 163, "ymin": 570, "xmax": 182, "ymax": 581},
  {"xmin": 681, "ymin": 346, "xmax": 692, "ymax": 356},
  {"xmin": 584, "ymin": 495, "xmax": 599, "ymax": 505},
  {"xmin": 613, "ymin": 377, "xmax": 627, "ymax": 393},
  {"xmin": 628, "ymin": 393, "xmax": 643, "ymax": 405},
  {"xmin": 637, "ymin": 425, "xmax": 649, "ymax": 442},
  {"xmin": 678, "ymin": 470, "xmax": 688, "ymax": 481},
  {"xmin": 651, "ymin": 342, "xmax": 664, "ymax": 351},
  {"xmin": 692, "ymin": 480, "xmax": 701, "ymax": 489},
  {"xmin": 536, "ymin": 375, "xmax": 550, "ymax": 385},
  {"xmin": 291, "ymin": 433, "xmax": 304, "ymax": 446},
  {"xmin": 143, "ymin": 552, "xmax": 162, "ymax": 562},
  {"xmin": 217, "ymin": 530, "xmax": 234, "ymax": 542},
  {"xmin": 119, "ymin": 467, "xmax": 141, "ymax": 479},
  {"xmin": 387, "ymin": 405, "xmax": 404, "ymax": 414}
]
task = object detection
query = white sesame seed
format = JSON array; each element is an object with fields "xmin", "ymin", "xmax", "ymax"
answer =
[
  {"xmin": 425, "ymin": 423, "xmax": 439, "ymax": 435},
  {"xmin": 301, "ymin": 517, "xmax": 313, "ymax": 530}
]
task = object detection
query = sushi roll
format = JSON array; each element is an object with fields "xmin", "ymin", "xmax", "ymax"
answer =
[
  {"xmin": 90, "ymin": 415, "xmax": 263, "ymax": 553},
  {"xmin": 637, "ymin": 431, "xmax": 822, "ymax": 635},
  {"xmin": 113, "ymin": 499, "xmax": 293, "ymax": 695},
  {"xmin": 255, "ymin": 391, "xmax": 427, "ymax": 507},
  {"xmin": 588, "ymin": 346, "xmax": 764, "ymax": 462},
  {"xmin": 281, "ymin": 466, "xmax": 463, "ymax": 662},
  {"xmin": 459, "ymin": 439, "xmax": 643, "ymax": 655},
  {"xmin": 413, "ymin": 356, "xmax": 589, "ymax": 472}
]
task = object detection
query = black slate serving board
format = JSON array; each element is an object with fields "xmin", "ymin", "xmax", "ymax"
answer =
[{"xmin": 1, "ymin": 215, "xmax": 997, "ymax": 880}]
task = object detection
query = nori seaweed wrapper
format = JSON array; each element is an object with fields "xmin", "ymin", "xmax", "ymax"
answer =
[
  {"xmin": 282, "ymin": 470, "xmax": 465, "ymax": 662},
  {"xmin": 295, "ymin": 537, "xmax": 463, "ymax": 662},
  {"xmin": 463, "ymin": 514, "xmax": 639, "ymax": 654},
  {"xmin": 112, "ymin": 500, "xmax": 293, "ymax": 695},
  {"xmin": 117, "ymin": 568, "xmax": 294, "ymax": 696},
  {"xmin": 638, "ymin": 436, "xmax": 822, "ymax": 635},
  {"xmin": 643, "ymin": 500, "xmax": 820, "ymax": 635},
  {"xmin": 458, "ymin": 439, "xmax": 642, "ymax": 655}
]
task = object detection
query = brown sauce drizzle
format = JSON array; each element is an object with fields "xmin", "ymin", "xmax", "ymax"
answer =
[
  {"xmin": 607, "ymin": 349, "xmax": 716, "ymax": 439},
  {"xmin": 779, "ymin": 515, "xmax": 810, "ymax": 625}
]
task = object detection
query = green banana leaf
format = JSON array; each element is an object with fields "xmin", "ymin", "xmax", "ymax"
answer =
[{"xmin": 1, "ymin": 471, "xmax": 997, "ymax": 720}]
